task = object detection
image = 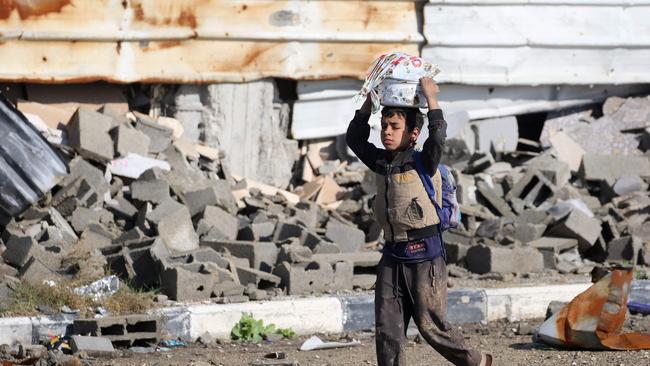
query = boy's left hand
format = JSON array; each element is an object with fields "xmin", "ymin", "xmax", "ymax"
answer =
[{"xmin": 420, "ymin": 77, "xmax": 440, "ymax": 110}]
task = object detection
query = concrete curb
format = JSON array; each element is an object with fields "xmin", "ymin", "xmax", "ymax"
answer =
[{"xmin": 2, "ymin": 281, "xmax": 648, "ymax": 345}]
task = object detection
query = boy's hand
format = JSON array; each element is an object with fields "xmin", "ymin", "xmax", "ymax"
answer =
[
  {"xmin": 420, "ymin": 77, "xmax": 440, "ymax": 110},
  {"xmin": 360, "ymin": 94, "xmax": 372, "ymax": 114}
]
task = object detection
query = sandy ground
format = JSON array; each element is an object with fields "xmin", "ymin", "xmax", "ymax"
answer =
[{"xmin": 92, "ymin": 315, "xmax": 650, "ymax": 366}]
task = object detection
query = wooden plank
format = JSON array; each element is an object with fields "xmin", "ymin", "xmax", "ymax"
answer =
[
  {"xmin": 424, "ymin": 4, "xmax": 650, "ymax": 47},
  {"xmin": 423, "ymin": 46, "xmax": 650, "ymax": 85}
]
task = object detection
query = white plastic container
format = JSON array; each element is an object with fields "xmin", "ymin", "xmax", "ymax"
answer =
[{"xmin": 378, "ymin": 78, "xmax": 427, "ymax": 109}]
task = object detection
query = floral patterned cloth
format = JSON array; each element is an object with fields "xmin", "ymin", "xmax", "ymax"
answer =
[{"xmin": 357, "ymin": 52, "xmax": 440, "ymax": 113}]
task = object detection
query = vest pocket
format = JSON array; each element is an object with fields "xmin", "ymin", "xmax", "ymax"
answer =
[{"xmin": 406, "ymin": 198, "xmax": 424, "ymax": 222}]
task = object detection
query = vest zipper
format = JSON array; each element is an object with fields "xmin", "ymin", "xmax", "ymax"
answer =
[{"xmin": 385, "ymin": 163, "xmax": 396, "ymax": 243}]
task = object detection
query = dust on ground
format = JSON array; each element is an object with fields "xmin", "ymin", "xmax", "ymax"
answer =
[{"xmin": 92, "ymin": 315, "xmax": 650, "ymax": 366}]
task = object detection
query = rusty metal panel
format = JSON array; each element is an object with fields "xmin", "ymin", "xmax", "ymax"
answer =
[
  {"xmin": 0, "ymin": 39, "xmax": 418, "ymax": 83},
  {"xmin": 538, "ymin": 267, "xmax": 650, "ymax": 350},
  {"xmin": 0, "ymin": 0, "xmax": 422, "ymax": 83}
]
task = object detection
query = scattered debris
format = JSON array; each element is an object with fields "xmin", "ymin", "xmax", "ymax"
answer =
[
  {"xmin": 73, "ymin": 275, "xmax": 119, "ymax": 301},
  {"xmin": 299, "ymin": 335, "xmax": 361, "ymax": 351}
]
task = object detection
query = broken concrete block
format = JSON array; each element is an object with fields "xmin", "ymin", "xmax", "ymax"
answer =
[
  {"xmin": 547, "ymin": 209, "xmax": 601, "ymax": 252},
  {"xmin": 134, "ymin": 112, "xmax": 173, "ymax": 153},
  {"xmin": 48, "ymin": 208, "xmax": 78, "ymax": 245},
  {"xmin": 273, "ymin": 261, "xmax": 335, "ymax": 295},
  {"xmin": 60, "ymin": 157, "xmax": 111, "ymax": 201},
  {"xmin": 130, "ymin": 179, "xmax": 170, "ymax": 204},
  {"xmin": 148, "ymin": 199, "xmax": 199, "ymax": 253},
  {"xmin": 3, "ymin": 235, "xmax": 59, "ymax": 269},
  {"xmin": 67, "ymin": 107, "xmax": 114, "ymax": 161},
  {"xmin": 470, "ymin": 116, "xmax": 519, "ymax": 153},
  {"xmin": 455, "ymin": 173, "xmax": 477, "ymax": 205},
  {"xmin": 277, "ymin": 244, "xmax": 312, "ymax": 264},
  {"xmin": 506, "ymin": 170, "xmax": 557, "ymax": 210},
  {"xmin": 251, "ymin": 220, "xmax": 276, "ymax": 242},
  {"xmin": 73, "ymin": 315, "xmax": 160, "ymax": 348},
  {"xmin": 548, "ymin": 130, "xmax": 585, "ymax": 172},
  {"xmin": 160, "ymin": 262, "xmax": 242, "ymax": 301},
  {"xmin": 324, "ymin": 220, "xmax": 365, "ymax": 253},
  {"xmin": 311, "ymin": 252, "xmax": 381, "ymax": 267},
  {"xmin": 511, "ymin": 222, "xmax": 547, "ymax": 244},
  {"xmin": 173, "ymin": 137, "xmax": 199, "ymax": 160},
  {"xmin": 236, "ymin": 266, "xmax": 281, "ymax": 288},
  {"xmin": 528, "ymin": 237, "xmax": 579, "ymax": 269},
  {"xmin": 463, "ymin": 153, "xmax": 494, "ymax": 174},
  {"xmin": 181, "ymin": 181, "xmax": 237, "ymax": 216},
  {"xmin": 71, "ymin": 207, "xmax": 113, "ymax": 233},
  {"xmin": 607, "ymin": 96, "xmax": 650, "ymax": 131},
  {"xmin": 465, "ymin": 244, "xmax": 544, "ymax": 274},
  {"xmin": 476, "ymin": 218, "xmax": 503, "ymax": 238},
  {"xmin": 18, "ymin": 257, "xmax": 59, "ymax": 285},
  {"xmin": 555, "ymin": 247, "xmax": 584, "ymax": 274},
  {"xmin": 565, "ymin": 115, "xmax": 640, "ymax": 156},
  {"xmin": 579, "ymin": 154, "xmax": 650, "ymax": 182},
  {"xmin": 78, "ymin": 224, "xmax": 114, "ymax": 250},
  {"xmin": 202, "ymin": 240, "xmax": 278, "ymax": 272},
  {"xmin": 613, "ymin": 176, "xmax": 647, "ymax": 196},
  {"xmin": 292, "ymin": 201, "xmax": 319, "ymax": 229},
  {"xmin": 196, "ymin": 205, "xmax": 239, "ymax": 241},
  {"xmin": 331, "ymin": 261, "xmax": 354, "ymax": 291},
  {"xmin": 112, "ymin": 124, "xmax": 150, "ymax": 157},
  {"xmin": 607, "ymin": 236, "xmax": 641, "ymax": 263},
  {"xmin": 70, "ymin": 335, "xmax": 115, "ymax": 356},
  {"xmin": 442, "ymin": 231, "xmax": 472, "ymax": 264},
  {"xmin": 476, "ymin": 182, "xmax": 515, "ymax": 218},
  {"xmin": 353, "ymin": 274, "xmax": 376, "ymax": 290},
  {"xmin": 313, "ymin": 241, "xmax": 342, "ymax": 254},
  {"xmin": 540, "ymin": 109, "xmax": 592, "ymax": 148},
  {"xmin": 106, "ymin": 196, "xmax": 138, "ymax": 220},
  {"xmin": 273, "ymin": 221, "xmax": 305, "ymax": 242},
  {"xmin": 527, "ymin": 154, "xmax": 570, "ymax": 187},
  {"xmin": 484, "ymin": 162, "xmax": 513, "ymax": 178}
]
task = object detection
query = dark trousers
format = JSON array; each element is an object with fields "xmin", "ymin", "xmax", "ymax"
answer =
[{"xmin": 375, "ymin": 255, "xmax": 482, "ymax": 366}]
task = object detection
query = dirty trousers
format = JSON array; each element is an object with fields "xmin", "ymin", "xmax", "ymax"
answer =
[{"xmin": 375, "ymin": 255, "xmax": 481, "ymax": 366}]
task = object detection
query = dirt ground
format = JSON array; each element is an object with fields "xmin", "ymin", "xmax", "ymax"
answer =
[{"xmin": 92, "ymin": 315, "xmax": 650, "ymax": 366}]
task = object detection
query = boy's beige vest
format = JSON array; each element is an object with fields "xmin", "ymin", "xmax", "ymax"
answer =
[{"xmin": 373, "ymin": 148, "xmax": 443, "ymax": 243}]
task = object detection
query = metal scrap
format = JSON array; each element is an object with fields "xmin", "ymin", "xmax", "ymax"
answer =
[{"xmin": 538, "ymin": 267, "xmax": 650, "ymax": 350}]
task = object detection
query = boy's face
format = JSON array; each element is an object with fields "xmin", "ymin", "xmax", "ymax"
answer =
[{"xmin": 381, "ymin": 114, "xmax": 420, "ymax": 151}]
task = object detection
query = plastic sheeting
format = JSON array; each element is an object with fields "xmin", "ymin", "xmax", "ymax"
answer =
[{"xmin": 0, "ymin": 93, "xmax": 68, "ymax": 220}]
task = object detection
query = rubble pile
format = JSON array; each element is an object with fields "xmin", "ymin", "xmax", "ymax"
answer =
[
  {"xmin": 437, "ymin": 95, "xmax": 650, "ymax": 276},
  {"xmin": 1, "ymin": 92, "xmax": 650, "ymax": 311},
  {"xmin": 0, "ymin": 98, "xmax": 382, "ymax": 309}
]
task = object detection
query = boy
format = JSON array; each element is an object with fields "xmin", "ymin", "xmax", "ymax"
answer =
[{"xmin": 346, "ymin": 78, "xmax": 492, "ymax": 366}]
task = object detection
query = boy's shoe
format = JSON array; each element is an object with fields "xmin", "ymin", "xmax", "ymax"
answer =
[{"xmin": 479, "ymin": 352, "xmax": 494, "ymax": 366}]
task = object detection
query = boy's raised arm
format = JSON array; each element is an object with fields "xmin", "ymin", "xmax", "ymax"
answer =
[
  {"xmin": 419, "ymin": 78, "xmax": 447, "ymax": 176},
  {"xmin": 346, "ymin": 96, "xmax": 384, "ymax": 173}
]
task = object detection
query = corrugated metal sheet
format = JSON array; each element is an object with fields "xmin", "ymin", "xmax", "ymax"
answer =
[
  {"xmin": 0, "ymin": 0, "xmax": 422, "ymax": 83},
  {"xmin": 423, "ymin": 1, "xmax": 650, "ymax": 85}
]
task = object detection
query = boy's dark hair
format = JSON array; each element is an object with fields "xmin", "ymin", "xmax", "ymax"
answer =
[{"xmin": 380, "ymin": 106, "xmax": 424, "ymax": 132}]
